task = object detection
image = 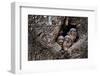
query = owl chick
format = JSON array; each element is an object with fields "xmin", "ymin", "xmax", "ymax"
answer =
[
  {"xmin": 63, "ymin": 35, "xmax": 72, "ymax": 51},
  {"xmin": 68, "ymin": 28, "xmax": 77, "ymax": 42},
  {"xmin": 57, "ymin": 35, "xmax": 64, "ymax": 47}
]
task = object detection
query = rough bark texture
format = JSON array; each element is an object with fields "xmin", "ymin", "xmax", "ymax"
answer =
[{"xmin": 28, "ymin": 15, "xmax": 88, "ymax": 60}]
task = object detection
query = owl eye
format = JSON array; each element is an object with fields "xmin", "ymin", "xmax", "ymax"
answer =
[{"xmin": 67, "ymin": 41, "xmax": 70, "ymax": 43}]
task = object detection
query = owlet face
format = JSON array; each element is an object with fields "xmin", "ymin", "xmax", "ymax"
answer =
[
  {"xmin": 57, "ymin": 35, "xmax": 64, "ymax": 46},
  {"xmin": 63, "ymin": 35, "xmax": 72, "ymax": 51},
  {"xmin": 68, "ymin": 28, "xmax": 77, "ymax": 42},
  {"xmin": 69, "ymin": 28, "xmax": 77, "ymax": 36}
]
